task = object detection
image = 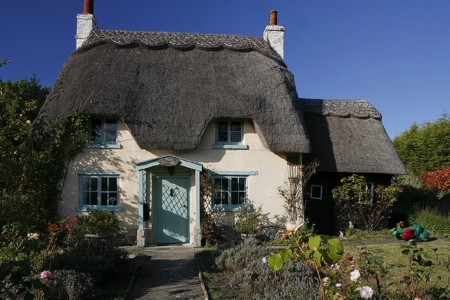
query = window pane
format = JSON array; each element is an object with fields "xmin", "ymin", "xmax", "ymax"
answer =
[
  {"xmin": 230, "ymin": 132, "xmax": 241, "ymax": 143},
  {"xmin": 91, "ymin": 192, "xmax": 98, "ymax": 205},
  {"xmin": 109, "ymin": 193, "xmax": 118, "ymax": 205},
  {"xmin": 218, "ymin": 121, "xmax": 228, "ymax": 131},
  {"xmin": 231, "ymin": 192, "xmax": 239, "ymax": 205},
  {"xmin": 239, "ymin": 178, "xmax": 246, "ymax": 191},
  {"xmin": 231, "ymin": 178, "xmax": 238, "ymax": 191},
  {"xmin": 230, "ymin": 122, "xmax": 241, "ymax": 131},
  {"xmin": 101, "ymin": 193, "xmax": 108, "ymax": 206},
  {"xmin": 104, "ymin": 131, "xmax": 116, "ymax": 142},
  {"xmin": 105, "ymin": 119, "xmax": 117, "ymax": 130},
  {"xmin": 238, "ymin": 192, "xmax": 246, "ymax": 205},
  {"xmin": 109, "ymin": 178, "xmax": 117, "ymax": 191},
  {"xmin": 101, "ymin": 178, "xmax": 108, "ymax": 191},
  {"xmin": 82, "ymin": 191, "xmax": 89, "ymax": 205},
  {"xmin": 218, "ymin": 132, "xmax": 228, "ymax": 142},
  {"xmin": 90, "ymin": 119, "xmax": 102, "ymax": 140},
  {"xmin": 91, "ymin": 178, "xmax": 98, "ymax": 191}
]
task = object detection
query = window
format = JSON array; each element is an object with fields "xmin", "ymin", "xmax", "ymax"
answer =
[
  {"xmin": 212, "ymin": 176, "xmax": 248, "ymax": 210},
  {"xmin": 310, "ymin": 185, "xmax": 323, "ymax": 200},
  {"xmin": 87, "ymin": 118, "xmax": 120, "ymax": 148},
  {"xmin": 358, "ymin": 182, "xmax": 374, "ymax": 204},
  {"xmin": 76, "ymin": 173, "xmax": 121, "ymax": 211},
  {"xmin": 213, "ymin": 120, "xmax": 247, "ymax": 149}
]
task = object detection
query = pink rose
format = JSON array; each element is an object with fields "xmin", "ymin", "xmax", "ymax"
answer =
[{"xmin": 40, "ymin": 270, "xmax": 51, "ymax": 279}]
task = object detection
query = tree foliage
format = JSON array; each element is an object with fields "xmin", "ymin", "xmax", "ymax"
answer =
[
  {"xmin": 0, "ymin": 77, "xmax": 88, "ymax": 230},
  {"xmin": 393, "ymin": 113, "xmax": 450, "ymax": 175},
  {"xmin": 332, "ymin": 174, "xmax": 402, "ymax": 231},
  {"xmin": 419, "ymin": 166, "xmax": 450, "ymax": 196}
]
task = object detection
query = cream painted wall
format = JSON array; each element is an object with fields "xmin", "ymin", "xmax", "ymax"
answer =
[{"xmin": 58, "ymin": 119, "xmax": 292, "ymax": 243}]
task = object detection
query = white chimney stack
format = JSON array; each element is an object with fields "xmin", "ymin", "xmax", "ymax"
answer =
[
  {"xmin": 76, "ymin": 0, "xmax": 98, "ymax": 49},
  {"xmin": 263, "ymin": 10, "xmax": 285, "ymax": 59}
]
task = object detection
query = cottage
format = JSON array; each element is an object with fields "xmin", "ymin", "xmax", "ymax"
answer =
[{"xmin": 35, "ymin": 1, "xmax": 406, "ymax": 245}]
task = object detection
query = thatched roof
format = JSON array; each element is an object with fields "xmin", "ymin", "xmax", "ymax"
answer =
[
  {"xmin": 300, "ymin": 99, "xmax": 407, "ymax": 175},
  {"xmin": 35, "ymin": 29, "xmax": 310, "ymax": 153}
]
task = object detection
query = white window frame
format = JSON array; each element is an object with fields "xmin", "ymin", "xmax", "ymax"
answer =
[
  {"xmin": 86, "ymin": 118, "xmax": 121, "ymax": 149},
  {"xmin": 213, "ymin": 119, "xmax": 248, "ymax": 150},
  {"xmin": 75, "ymin": 172, "xmax": 121, "ymax": 212},
  {"xmin": 310, "ymin": 185, "xmax": 323, "ymax": 200}
]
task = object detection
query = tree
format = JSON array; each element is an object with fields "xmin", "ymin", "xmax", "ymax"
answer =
[
  {"xmin": 393, "ymin": 113, "xmax": 450, "ymax": 175},
  {"xmin": 332, "ymin": 174, "xmax": 402, "ymax": 232},
  {"xmin": 419, "ymin": 166, "xmax": 450, "ymax": 196},
  {"xmin": 0, "ymin": 76, "xmax": 88, "ymax": 229}
]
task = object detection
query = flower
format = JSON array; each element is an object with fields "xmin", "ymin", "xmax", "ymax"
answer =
[
  {"xmin": 359, "ymin": 286, "xmax": 374, "ymax": 299},
  {"xmin": 330, "ymin": 263, "xmax": 340, "ymax": 270},
  {"xmin": 350, "ymin": 269, "xmax": 361, "ymax": 281},
  {"xmin": 402, "ymin": 228, "xmax": 416, "ymax": 241},
  {"xmin": 40, "ymin": 270, "xmax": 51, "ymax": 279},
  {"xmin": 336, "ymin": 283, "xmax": 342, "ymax": 287},
  {"xmin": 27, "ymin": 233, "xmax": 39, "ymax": 240},
  {"xmin": 262, "ymin": 257, "xmax": 268, "ymax": 264},
  {"xmin": 322, "ymin": 277, "xmax": 329, "ymax": 285}
]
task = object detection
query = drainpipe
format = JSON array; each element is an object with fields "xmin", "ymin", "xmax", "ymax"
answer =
[
  {"xmin": 263, "ymin": 10, "xmax": 285, "ymax": 60},
  {"xmin": 76, "ymin": 0, "xmax": 98, "ymax": 49}
]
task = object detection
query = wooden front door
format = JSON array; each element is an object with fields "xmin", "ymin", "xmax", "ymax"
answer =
[{"xmin": 152, "ymin": 174, "xmax": 190, "ymax": 243}]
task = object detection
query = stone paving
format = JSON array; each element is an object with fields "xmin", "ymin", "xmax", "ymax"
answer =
[{"xmin": 124, "ymin": 245, "xmax": 206, "ymax": 300}]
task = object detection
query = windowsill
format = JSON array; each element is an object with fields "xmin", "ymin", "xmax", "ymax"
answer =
[
  {"xmin": 75, "ymin": 206, "xmax": 122, "ymax": 212},
  {"xmin": 210, "ymin": 206, "xmax": 243, "ymax": 212},
  {"xmin": 212, "ymin": 144, "xmax": 248, "ymax": 150},
  {"xmin": 85, "ymin": 142, "xmax": 122, "ymax": 149}
]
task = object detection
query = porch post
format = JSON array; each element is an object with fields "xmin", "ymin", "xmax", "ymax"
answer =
[
  {"xmin": 194, "ymin": 169, "xmax": 202, "ymax": 246},
  {"xmin": 137, "ymin": 169, "xmax": 148, "ymax": 246}
]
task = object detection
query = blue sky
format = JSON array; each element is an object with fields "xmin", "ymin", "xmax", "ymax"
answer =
[{"xmin": 1, "ymin": 1, "xmax": 449, "ymax": 139}]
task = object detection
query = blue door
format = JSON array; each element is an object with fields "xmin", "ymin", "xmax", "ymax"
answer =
[{"xmin": 153, "ymin": 174, "xmax": 190, "ymax": 243}]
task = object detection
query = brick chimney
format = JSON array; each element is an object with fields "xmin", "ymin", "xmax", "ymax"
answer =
[
  {"xmin": 76, "ymin": 0, "xmax": 98, "ymax": 49},
  {"xmin": 263, "ymin": 10, "xmax": 285, "ymax": 59}
]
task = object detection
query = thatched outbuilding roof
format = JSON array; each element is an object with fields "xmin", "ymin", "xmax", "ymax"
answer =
[
  {"xmin": 300, "ymin": 99, "xmax": 407, "ymax": 175},
  {"xmin": 36, "ymin": 29, "xmax": 310, "ymax": 153}
]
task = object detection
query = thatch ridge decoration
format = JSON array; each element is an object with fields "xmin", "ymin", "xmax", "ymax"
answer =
[
  {"xmin": 300, "ymin": 98, "xmax": 382, "ymax": 120},
  {"xmin": 73, "ymin": 29, "xmax": 286, "ymax": 67}
]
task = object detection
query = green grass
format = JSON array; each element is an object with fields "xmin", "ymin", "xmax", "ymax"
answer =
[{"xmin": 345, "ymin": 240, "xmax": 450, "ymax": 299}]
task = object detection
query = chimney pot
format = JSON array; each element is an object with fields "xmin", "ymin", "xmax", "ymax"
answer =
[
  {"xmin": 269, "ymin": 10, "xmax": 277, "ymax": 25},
  {"xmin": 84, "ymin": 0, "xmax": 94, "ymax": 14}
]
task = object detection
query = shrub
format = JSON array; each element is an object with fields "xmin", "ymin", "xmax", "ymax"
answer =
[
  {"xmin": 408, "ymin": 207, "xmax": 450, "ymax": 236},
  {"xmin": 78, "ymin": 210, "xmax": 120, "ymax": 238},
  {"xmin": 215, "ymin": 237, "xmax": 268, "ymax": 273},
  {"xmin": 234, "ymin": 202, "xmax": 263, "ymax": 235},
  {"xmin": 50, "ymin": 238, "xmax": 128, "ymax": 283},
  {"xmin": 230, "ymin": 259, "xmax": 320, "ymax": 300},
  {"xmin": 332, "ymin": 174, "xmax": 402, "ymax": 231},
  {"xmin": 47, "ymin": 270, "xmax": 94, "ymax": 300}
]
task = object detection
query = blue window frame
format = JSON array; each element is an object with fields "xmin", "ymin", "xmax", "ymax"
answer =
[
  {"xmin": 87, "ymin": 118, "xmax": 120, "ymax": 148},
  {"xmin": 213, "ymin": 120, "xmax": 248, "ymax": 149},
  {"xmin": 212, "ymin": 175, "xmax": 248, "ymax": 211},
  {"xmin": 76, "ymin": 172, "xmax": 121, "ymax": 211}
]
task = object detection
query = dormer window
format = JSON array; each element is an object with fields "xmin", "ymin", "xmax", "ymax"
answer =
[
  {"xmin": 87, "ymin": 118, "xmax": 120, "ymax": 149},
  {"xmin": 213, "ymin": 119, "xmax": 248, "ymax": 149}
]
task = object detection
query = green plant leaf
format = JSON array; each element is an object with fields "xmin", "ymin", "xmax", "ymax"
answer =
[
  {"xmin": 268, "ymin": 253, "xmax": 284, "ymax": 271},
  {"xmin": 313, "ymin": 249, "xmax": 323, "ymax": 265},
  {"xmin": 308, "ymin": 235, "xmax": 321, "ymax": 251},
  {"xmin": 326, "ymin": 238, "xmax": 344, "ymax": 261}
]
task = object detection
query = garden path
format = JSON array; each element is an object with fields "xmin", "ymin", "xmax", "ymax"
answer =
[{"xmin": 124, "ymin": 244, "xmax": 205, "ymax": 300}]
